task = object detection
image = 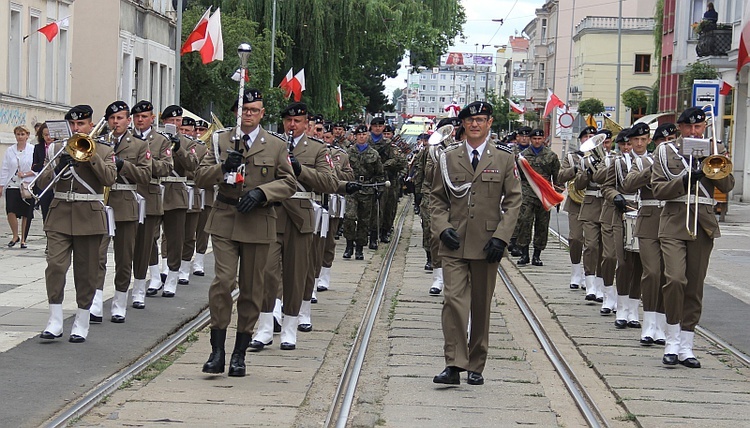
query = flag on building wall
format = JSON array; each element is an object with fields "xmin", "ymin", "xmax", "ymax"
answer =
[
  {"xmin": 24, "ymin": 16, "xmax": 69, "ymax": 42},
  {"xmin": 720, "ymin": 80, "xmax": 733, "ymax": 95},
  {"xmin": 738, "ymin": 8, "xmax": 750, "ymax": 73},
  {"xmin": 336, "ymin": 85, "xmax": 343, "ymax": 110},
  {"xmin": 181, "ymin": 7, "xmax": 211, "ymax": 55},
  {"xmin": 543, "ymin": 89, "xmax": 565, "ymax": 117}
]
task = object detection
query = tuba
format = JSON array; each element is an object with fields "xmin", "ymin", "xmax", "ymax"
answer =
[
  {"xmin": 567, "ymin": 180, "xmax": 585, "ymax": 204},
  {"xmin": 578, "ymin": 133, "xmax": 607, "ymax": 169}
]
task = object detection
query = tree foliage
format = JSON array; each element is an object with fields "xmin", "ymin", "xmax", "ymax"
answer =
[
  {"xmin": 681, "ymin": 61, "xmax": 720, "ymax": 88},
  {"xmin": 485, "ymin": 90, "xmax": 519, "ymax": 132},
  {"xmin": 190, "ymin": 0, "xmax": 465, "ymax": 120},
  {"xmin": 622, "ymin": 89, "xmax": 648, "ymax": 112},
  {"xmin": 577, "ymin": 98, "xmax": 605, "ymax": 116}
]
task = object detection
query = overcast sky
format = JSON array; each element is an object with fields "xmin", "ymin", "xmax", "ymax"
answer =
[{"xmin": 385, "ymin": 0, "xmax": 545, "ymax": 99}]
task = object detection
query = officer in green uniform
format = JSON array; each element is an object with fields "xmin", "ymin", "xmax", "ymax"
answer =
[
  {"xmin": 515, "ymin": 128, "xmax": 561, "ymax": 266},
  {"xmin": 508, "ymin": 126, "xmax": 532, "ymax": 256},
  {"xmin": 411, "ymin": 133, "xmax": 431, "ymax": 267},
  {"xmin": 343, "ymin": 125, "xmax": 384, "ymax": 259},
  {"xmin": 369, "ymin": 115, "xmax": 405, "ymax": 245}
]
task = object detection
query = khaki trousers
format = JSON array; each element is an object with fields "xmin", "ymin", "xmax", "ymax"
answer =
[
  {"xmin": 133, "ymin": 215, "xmax": 161, "ymax": 279},
  {"xmin": 321, "ymin": 217, "xmax": 340, "ymax": 269},
  {"xmin": 46, "ymin": 232, "xmax": 103, "ymax": 309},
  {"xmin": 568, "ymin": 208, "xmax": 584, "ymax": 264},
  {"xmin": 261, "ymin": 217, "xmax": 313, "ymax": 316},
  {"xmin": 162, "ymin": 209, "xmax": 186, "ymax": 271},
  {"xmin": 182, "ymin": 211, "xmax": 200, "ymax": 261},
  {"xmin": 581, "ymin": 220, "xmax": 602, "ymax": 276},
  {"xmin": 196, "ymin": 207, "xmax": 211, "ymax": 254},
  {"xmin": 112, "ymin": 221, "xmax": 137, "ymax": 292},
  {"xmin": 638, "ymin": 238, "xmax": 665, "ymax": 312}
]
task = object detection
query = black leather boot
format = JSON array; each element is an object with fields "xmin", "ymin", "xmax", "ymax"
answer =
[
  {"xmin": 202, "ymin": 329, "xmax": 226, "ymax": 374},
  {"xmin": 424, "ymin": 251, "xmax": 433, "ymax": 271},
  {"xmin": 228, "ymin": 332, "xmax": 252, "ymax": 377},
  {"xmin": 517, "ymin": 246, "xmax": 530, "ymax": 266},
  {"xmin": 368, "ymin": 232, "xmax": 379, "ymax": 250},
  {"xmin": 510, "ymin": 238, "xmax": 523, "ymax": 257},
  {"xmin": 355, "ymin": 245, "xmax": 364, "ymax": 260},
  {"xmin": 343, "ymin": 240, "xmax": 354, "ymax": 259},
  {"xmin": 531, "ymin": 248, "xmax": 544, "ymax": 266},
  {"xmin": 380, "ymin": 229, "xmax": 390, "ymax": 243}
]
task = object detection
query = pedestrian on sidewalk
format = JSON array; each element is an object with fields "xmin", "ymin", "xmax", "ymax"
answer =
[
  {"xmin": 430, "ymin": 101, "xmax": 522, "ymax": 386},
  {"xmin": 0, "ymin": 125, "xmax": 36, "ymax": 249}
]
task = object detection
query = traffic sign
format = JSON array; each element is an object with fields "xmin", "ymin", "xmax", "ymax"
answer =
[{"xmin": 558, "ymin": 112, "xmax": 574, "ymax": 128}]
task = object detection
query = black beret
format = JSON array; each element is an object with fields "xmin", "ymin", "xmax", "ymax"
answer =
[
  {"xmin": 313, "ymin": 114, "xmax": 325, "ymax": 125},
  {"xmin": 654, "ymin": 123, "xmax": 677, "ymax": 140},
  {"xmin": 417, "ymin": 133, "xmax": 430, "ymax": 140},
  {"xmin": 384, "ymin": 124, "xmax": 394, "ymax": 133},
  {"xmin": 333, "ymin": 122, "xmax": 346, "ymax": 128},
  {"xmin": 677, "ymin": 107, "xmax": 706, "ymax": 124},
  {"xmin": 507, "ymin": 131, "xmax": 517, "ymax": 141},
  {"xmin": 597, "ymin": 129, "xmax": 613, "ymax": 139},
  {"xmin": 531, "ymin": 129, "xmax": 545, "ymax": 137},
  {"xmin": 630, "ymin": 122, "xmax": 650, "ymax": 137},
  {"xmin": 615, "ymin": 128, "xmax": 631, "ymax": 143},
  {"xmin": 437, "ymin": 118, "xmax": 452, "ymax": 128},
  {"xmin": 458, "ymin": 101, "xmax": 493, "ymax": 120},
  {"xmin": 450, "ymin": 117, "xmax": 462, "ymax": 127},
  {"xmin": 131, "ymin": 100, "xmax": 153, "ymax": 114},
  {"xmin": 578, "ymin": 126, "xmax": 598, "ymax": 139},
  {"xmin": 65, "ymin": 105, "xmax": 94, "ymax": 121},
  {"xmin": 323, "ymin": 123, "xmax": 333, "ymax": 134},
  {"xmin": 195, "ymin": 119, "xmax": 209, "ymax": 129},
  {"xmin": 370, "ymin": 117, "xmax": 386, "ymax": 125},
  {"xmin": 281, "ymin": 102, "xmax": 308, "ymax": 118},
  {"xmin": 161, "ymin": 105, "xmax": 183, "ymax": 120},
  {"xmin": 232, "ymin": 89, "xmax": 264, "ymax": 112},
  {"xmin": 354, "ymin": 124, "xmax": 368, "ymax": 134},
  {"xmin": 182, "ymin": 117, "xmax": 196, "ymax": 127},
  {"xmin": 517, "ymin": 126, "xmax": 532, "ymax": 136},
  {"xmin": 105, "ymin": 101, "xmax": 129, "ymax": 119}
]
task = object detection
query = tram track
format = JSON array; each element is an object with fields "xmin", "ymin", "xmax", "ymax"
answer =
[{"xmin": 548, "ymin": 226, "xmax": 750, "ymax": 368}]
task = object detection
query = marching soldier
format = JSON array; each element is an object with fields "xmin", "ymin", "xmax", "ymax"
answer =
[
  {"xmin": 147, "ymin": 105, "xmax": 199, "ymax": 298},
  {"xmin": 40, "ymin": 105, "xmax": 117, "ymax": 343},
  {"xmin": 94, "ymin": 101, "xmax": 151, "ymax": 323},
  {"xmin": 130, "ymin": 100, "xmax": 174, "ymax": 310},
  {"xmin": 622, "ymin": 123, "xmax": 676, "ymax": 345},
  {"xmin": 515, "ymin": 129, "xmax": 560, "ymax": 266},
  {"xmin": 558, "ymin": 127, "xmax": 595, "ymax": 289},
  {"xmin": 411, "ymin": 133, "xmax": 431, "ymax": 268},
  {"xmin": 651, "ymin": 107, "xmax": 734, "ymax": 368},
  {"xmin": 195, "ymin": 88, "xmax": 296, "ymax": 376},
  {"xmin": 343, "ymin": 125, "xmax": 384, "ymax": 260},
  {"xmin": 178, "ymin": 117, "xmax": 209, "ymax": 285},
  {"xmin": 333, "ymin": 122, "xmax": 347, "ymax": 148},
  {"xmin": 508, "ymin": 126, "xmax": 532, "ymax": 256},
  {"xmin": 431, "ymin": 101, "xmax": 522, "ymax": 385},
  {"xmin": 370, "ymin": 115, "xmax": 405, "ymax": 245},
  {"xmin": 251, "ymin": 102, "xmax": 338, "ymax": 351}
]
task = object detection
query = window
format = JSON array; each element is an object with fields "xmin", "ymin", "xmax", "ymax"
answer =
[
  {"xmin": 460, "ymin": 85, "xmax": 465, "ymax": 91},
  {"xmin": 541, "ymin": 18, "xmax": 548, "ymax": 43},
  {"xmin": 9, "ymin": 7, "xmax": 22, "ymax": 95},
  {"xmin": 421, "ymin": 85, "xmax": 426, "ymax": 90},
  {"xmin": 28, "ymin": 12, "xmax": 41, "ymax": 98},
  {"xmin": 480, "ymin": 76, "xmax": 486, "ymax": 82},
  {"xmin": 450, "ymin": 85, "xmax": 454, "ymax": 91},
  {"xmin": 150, "ymin": 62, "xmax": 158, "ymax": 103},
  {"xmin": 136, "ymin": 10, "xmax": 146, "ymax": 38},
  {"xmin": 440, "ymin": 74, "xmax": 446, "ymax": 80},
  {"xmin": 430, "ymin": 85, "xmax": 436, "ymax": 91},
  {"xmin": 420, "ymin": 107, "xmax": 426, "ymax": 113},
  {"xmin": 430, "ymin": 74, "xmax": 437, "ymax": 80},
  {"xmin": 420, "ymin": 96, "xmax": 425, "ymax": 101},
  {"xmin": 439, "ymin": 96, "xmax": 446, "ymax": 102},
  {"xmin": 635, "ymin": 54, "xmax": 651, "ymax": 73},
  {"xmin": 459, "ymin": 97, "xmax": 465, "ymax": 103},
  {"xmin": 429, "ymin": 107, "xmax": 436, "ymax": 113},
  {"xmin": 430, "ymin": 96, "xmax": 436, "ymax": 102},
  {"xmin": 539, "ymin": 63, "xmax": 545, "ymax": 87},
  {"xmin": 56, "ymin": 28, "xmax": 68, "ymax": 103},
  {"xmin": 439, "ymin": 85, "xmax": 446, "ymax": 91}
]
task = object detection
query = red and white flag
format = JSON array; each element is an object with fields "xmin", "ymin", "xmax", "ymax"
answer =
[
  {"xmin": 543, "ymin": 89, "xmax": 565, "ymax": 117},
  {"xmin": 336, "ymin": 85, "xmax": 343, "ymax": 110},
  {"xmin": 180, "ymin": 7, "xmax": 211, "ymax": 55},
  {"xmin": 290, "ymin": 68, "xmax": 306, "ymax": 102},
  {"xmin": 720, "ymin": 80, "xmax": 733, "ymax": 96},
  {"xmin": 738, "ymin": 8, "xmax": 750, "ymax": 74},
  {"xmin": 508, "ymin": 99, "xmax": 526, "ymax": 114},
  {"xmin": 25, "ymin": 16, "xmax": 69, "ymax": 42},
  {"xmin": 199, "ymin": 8, "xmax": 223, "ymax": 64},
  {"xmin": 231, "ymin": 68, "xmax": 250, "ymax": 82},
  {"xmin": 279, "ymin": 68, "xmax": 294, "ymax": 98}
]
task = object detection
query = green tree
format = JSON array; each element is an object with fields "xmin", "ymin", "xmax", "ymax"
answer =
[
  {"xmin": 577, "ymin": 98, "xmax": 605, "ymax": 116},
  {"xmin": 485, "ymin": 90, "xmax": 519, "ymax": 132},
  {"xmin": 681, "ymin": 61, "xmax": 720, "ymax": 88},
  {"xmin": 622, "ymin": 89, "xmax": 648, "ymax": 111},
  {"xmin": 523, "ymin": 110, "xmax": 540, "ymax": 126}
]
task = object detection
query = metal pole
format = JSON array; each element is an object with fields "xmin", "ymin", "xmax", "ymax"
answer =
[
  {"xmin": 270, "ymin": 0, "xmax": 277, "ymax": 88},
  {"xmin": 564, "ymin": 0, "xmax": 576, "ymax": 111},
  {"xmin": 615, "ymin": 0, "xmax": 623, "ymax": 123},
  {"xmin": 175, "ymin": 0, "xmax": 183, "ymax": 104}
]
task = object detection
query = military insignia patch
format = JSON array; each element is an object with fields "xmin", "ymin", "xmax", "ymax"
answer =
[
  {"xmin": 146, "ymin": 150, "xmax": 151, "ymax": 160},
  {"xmin": 513, "ymin": 164, "xmax": 520, "ymax": 180},
  {"xmin": 191, "ymin": 147, "xmax": 196, "ymax": 154},
  {"xmin": 165, "ymin": 148, "xmax": 172, "ymax": 156},
  {"xmin": 325, "ymin": 153, "xmax": 334, "ymax": 169},
  {"xmin": 261, "ymin": 166, "xmax": 268, "ymax": 177}
]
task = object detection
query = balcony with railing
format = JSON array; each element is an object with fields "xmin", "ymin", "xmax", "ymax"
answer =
[
  {"xmin": 574, "ymin": 16, "xmax": 654, "ymax": 37},
  {"xmin": 695, "ymin": 21, "xmax": 733, "ymax": 57}
]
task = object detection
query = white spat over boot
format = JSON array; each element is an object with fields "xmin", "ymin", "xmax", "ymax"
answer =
[
  {"xmin": 40, "ymin": 304, "xmax": 63, "ymax": 339},
  {"xmin": 280, "ymin": 315, "xmax": 298, "ymax": 350}
]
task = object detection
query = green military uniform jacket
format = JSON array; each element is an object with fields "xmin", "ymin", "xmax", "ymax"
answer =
[
  {"xmin": 136, "ymin": 129, "xmax": 173, "ymax": 216},
  {"xmin": 109, "ymin": 130, "xmax": 152, "ymax": 222},
  {"xmin": 347, "ymin": 144, "xmax": 383, "ymax": 195}
]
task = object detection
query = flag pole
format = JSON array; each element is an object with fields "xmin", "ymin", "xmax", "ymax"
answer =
[
  {"xmin": 175, "ymin": 0, "xmax": 183, "ymax": 104},
  {"xmin": 270, "ymin": 0, "xmax": 277, "ymax": 88}
]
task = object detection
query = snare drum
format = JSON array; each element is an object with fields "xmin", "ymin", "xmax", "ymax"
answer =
[{"xmin": 623, "ymin": 211, "xmax": 639, "ymax": 252}]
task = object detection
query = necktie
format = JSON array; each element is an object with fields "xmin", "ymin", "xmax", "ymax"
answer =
[
  {"xmin": 471, "ymin": 149, "xmax": 479, "ymax": 171},
  {"xmin": 242, "ymin": 134, "xmax": 251, "ymax": 150}
]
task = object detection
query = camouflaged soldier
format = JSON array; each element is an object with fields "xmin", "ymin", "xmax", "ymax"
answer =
[
  {"xmin": 508, "ymin": 126, "xmax": 532, "ymax": 256},
  {"xmin": 515, "ymin": 128, "xmax": 560, "ymax": 266},
  {"xmin": 343, "ymin": 125, "xmax": 384, "ymax": 259},
  {"xmin": 410, "ymin": 133, "xmax": 431, "ymax": 267},
  {"xmin": 369, "ymin": 116, "xmax": 406, "ymax": 245}
]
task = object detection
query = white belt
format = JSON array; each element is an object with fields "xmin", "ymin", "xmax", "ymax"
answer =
[
  {"xmin": 639, "ymin": 199, "xmax": 664, "ymax": 207},
  {"xmin": 110, "ymin": 183, "xmax": 138, "ymax": 191},
  {"xmin": 668, "ymin": 195, "xmax": 717, "ymax": 206},
  {"xmin": 161, "ymin": 176, "xmax": 187, "ymax": 183},
  {"xmin": 54, "ymin": 192, "xmax": 105, "ymax": 202},
  {"xmin": 584, "ymin": 190, "xmax": 602, "ymax": 198},
  {"xmin": 186, "ymin": 180, "xmax": 196, "ymax": 186},
  {"xmin": 291, "ymin": 191, "xmax": 314, "ymax": 199},
  {"xmin": 149, "ymin": 178, "xmax": 161, "ymax": 185},
  {"xmin": 623, "ymin": 194, "xmax": 637, "ymax": 202}
]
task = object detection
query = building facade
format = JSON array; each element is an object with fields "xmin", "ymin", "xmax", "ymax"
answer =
[{"xmin": 404, "ymin": 66, "xmax": 497, "ymax": 119}]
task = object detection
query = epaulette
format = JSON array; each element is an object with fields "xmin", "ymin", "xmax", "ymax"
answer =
[
  {"xmin": 496, "ymin": 144, "xmax": 513, "ymax": 155},
  {"xmin": 267, "ymin": 130, "xmax": 288, "ymax": 142},
  {"xmin": 308, "ymin": 136, "xmax": 325, "ymax": 145},
  {"xmin": 193, "ymin": 139, "xmax": 206, "ymax": 146},
  {"xmin": 442, "ymin": 143, "xmax": 462, "ymax": 153},
  {"xmin": 96, "ymin": 138, "xmax": 113, "ymax": 147},
  {"xmin": 215, "ymin": 127, "xmax": 231, "ymax": 134},
  {"xmin": 156, "ymin": 131, "xmax": 172, "ymax": 139}
]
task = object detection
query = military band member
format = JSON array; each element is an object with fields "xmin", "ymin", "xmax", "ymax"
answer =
[
  {"xmin": 147, "ymin": 105, "xmax": 199, "ymax": 298},
  {"xmin": 333, "ymin": 121, "xmax": 347, "ymax": 148},
  {"xmin": 594, "ymin": 129, "xmax": 622, "ymax": 314},
  {"xmin": 651, "ymin": 107, "xmax": 734, "ymax": 368},
  {"xmin": 130, "ymin": 100, "xmax": 174, "ymax": 310},
  {"xmin": 195, "ymin": 119, "xmax": 210, "ymax": 140},
  {"xmin": 252, "ymin": 102, "xmax": 338, "ymax": 351},
  {"xmin": 431, "ymin": 101, "xmax": 522, "ymax": 385},
  {"xmin": 342, "ymin": 125, "xmax": 384, "ymax": 260},
  {"xmin": 575, "ymin": 129, "xmax": 611, "ymax": 303},
  {"xmin": 195, "ymin": 88, "xmax": 296, "ymax": 376},
  {"xmin": 40, "ymin": 105, "xmax": 117, "ymax": 343},
  {"xmin": 622, "ymin": 123, "xmax": 676, "ymax": 345},
  {"xmin": 97, "ymin": 101, "xmax": 151, "ymax": 323},
  {"xmin": 558, "ymin": 127, "xmax": 595, "ymax": 289},
  {"xmin": 178, "ymin": 116, "xmax": 208, "ymax": 285},
  {"xmin": 411, "ymin": 133, "xmax": 431, "ymax": 269},
  {"xmin": 515, "ymin": 129, "xmax": 560, "ymax": 266}
]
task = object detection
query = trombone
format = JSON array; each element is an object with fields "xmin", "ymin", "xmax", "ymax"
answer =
[
  {"xmin": 26, "ymin": 117, "xmax": 104, "ymax": 202},
  {"xmin": 685, "ymin": 104, "xmax": 732, "ymax": 238}
]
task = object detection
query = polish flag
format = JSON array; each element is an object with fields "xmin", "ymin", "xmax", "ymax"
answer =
[
  {"xmin": 508, "ymin": 99, "xmax": 525, "ymax": 114},
  {"xmin": 543, "ymin": 89, "xmax": 565, "ymax": 118},
  {"xmin": 738, "ymin": 9, "xmax": 750, "ymax": 74},
  {"xmin": 199, "ymin": 8, "xmax": 223, "ymax": 64},
  {"xmin": 336, "ymin": 85, "xmax": 343, "ymax": 110},
  {"xmin": 290, "ymin": 69, "xmax": 306, "ymax": 102},
  {"xmin": 180, "ymin": 7, "xmax": 211, "ymax": 55},
  {"xmin": 720, "ymin": 80, "xmax": 733, "ymax": 96},
  {"xmin": 278, "ymin": 68, "xmax": 294, "ymax": 98},
  {"xmin": 231, "ymin": 68, "xmax": 250, "ymax": 82},
  {"xmin": 26, "ymin": 17, "xmax": 69, "ymax": 42}
]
